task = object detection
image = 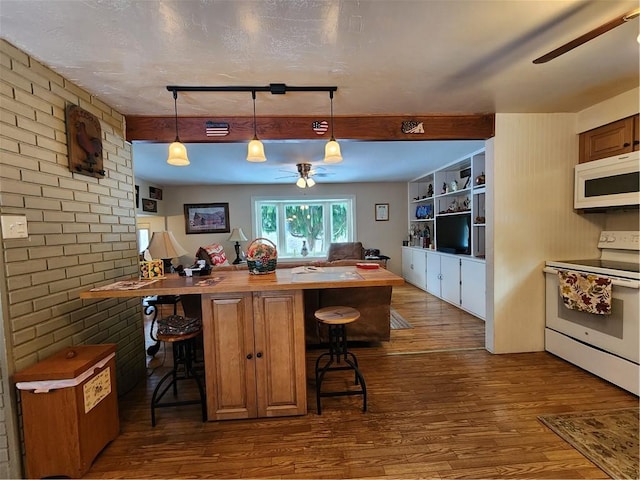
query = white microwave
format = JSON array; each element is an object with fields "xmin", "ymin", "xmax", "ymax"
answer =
[{"xmin": 574, "ymin": 151, "xmax": 640, "ymax": 210}]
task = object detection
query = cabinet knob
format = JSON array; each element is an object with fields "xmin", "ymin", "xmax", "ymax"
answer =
[
  {"xmin": 246, "ymin": 353, "xmax": 253, "ymax": 360},
  {"xmin": 623, "ymin": 142, "xmax": 631, "ymax": 147},
  {"xmin": 633, "ymin": 140, "xmax": 639, "ymax": 146},
  {"xmin": 256, "ymin": 352, "xmax": 263, "ymax": 358}
]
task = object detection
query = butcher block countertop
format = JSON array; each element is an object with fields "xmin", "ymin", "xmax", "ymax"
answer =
[{"xmin": 79, "ymin": 266, "xmax": 405, "ymax": 299}]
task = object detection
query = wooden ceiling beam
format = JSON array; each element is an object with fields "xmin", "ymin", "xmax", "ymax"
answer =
[{"xmin": 126, "ymin": 114, "xmax": 494, "ymax": 143}]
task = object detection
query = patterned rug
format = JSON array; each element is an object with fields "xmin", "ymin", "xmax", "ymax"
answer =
[
  {"xmin": 538, "ymin": 408, "xmax": 639, "ymax": 479},
  {"xmin": 390, "ymin": 308, "xmax": 412, "ymax": 330}
]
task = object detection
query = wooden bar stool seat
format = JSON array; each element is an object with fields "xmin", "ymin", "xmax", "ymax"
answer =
[
  {"xmin": 314, "ymin": 306, "xmax": 367, "ymax": 414},
  {"xmin": 150, "ymin": 328, "xmax": 207, "ymax": 426}
]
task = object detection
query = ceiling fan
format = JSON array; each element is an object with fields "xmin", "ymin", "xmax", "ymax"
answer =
[
  {"xmin": 276, "ymin": 162, "xmax": 333, "ymax": 187},
  {"xmin": 533, "ymin": 7, "xmax": 640, "ymax": 64}
]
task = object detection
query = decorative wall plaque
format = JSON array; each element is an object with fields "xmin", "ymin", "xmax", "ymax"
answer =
[
  {"xmin": 401, "ymin": 121, "xmax": 424, "ymax": 134},
  {"xmin": 65, "ymin": 104, "xmax": 105, "ymax": 177}
]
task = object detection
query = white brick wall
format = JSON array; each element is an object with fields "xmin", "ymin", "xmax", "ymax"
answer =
[{"xmin": 0, "ymin": 39, "xmax": 146, "ymax": 477}]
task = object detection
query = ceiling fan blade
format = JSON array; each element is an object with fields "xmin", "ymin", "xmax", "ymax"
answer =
[{"xmin": 533, "ymin": 8, "xmax": 639, "ymax": 64}]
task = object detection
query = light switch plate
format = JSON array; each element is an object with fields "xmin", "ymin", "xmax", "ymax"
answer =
[{"xmin": 1, "ymin": 215, "xmax": 28, "ymax": 239}]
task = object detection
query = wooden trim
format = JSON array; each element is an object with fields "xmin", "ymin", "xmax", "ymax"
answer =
[{"xmin": 126, "ymin": 114, "xmax": 495, "ymax": 143}]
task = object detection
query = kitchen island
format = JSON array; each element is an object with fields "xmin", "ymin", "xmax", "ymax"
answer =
[{"xmin": 80, "ymin": 266, "xmax": 404, "ymax": 420}]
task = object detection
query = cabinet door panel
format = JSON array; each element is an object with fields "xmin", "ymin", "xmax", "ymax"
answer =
[
  {"xmin": 426, "ymin": 251, "xmax": 441, "ymax": 296},
  {"xmin": 412, "ymin": 249, "xmax": 427, "ymax": 291},
  {"xmin": 461, "ymin": 259, "xmax": 486, "ymax": 319},
  {"xmin": 440, "ymin": 255, "xmax": 461, "ymax": 305},
  {"xmin": 202, "ymin": 293, "xmax": 257, "ymax": 420},
  {"xmin": 253, "ymin": 290, "xmax": 307, "ymax": 417},
  {"xmin": 580, "ymin": 117, "xmax": 635, "ymax": 163}
]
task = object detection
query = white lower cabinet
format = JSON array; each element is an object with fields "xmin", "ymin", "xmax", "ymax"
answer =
[
  {"xmin": 426, "ymin": 250, "xmax": 485, "ymax": 320},
  {"xmin": 460, "ymin": 257, "xmax": 486, "ymax": 319},
  {"xmin": 401, "ymin": 247, "xmax": 427, "ymax": 290}
]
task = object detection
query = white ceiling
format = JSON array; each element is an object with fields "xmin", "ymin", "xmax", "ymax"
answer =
[{"xmin": 1, "ymin": 0, "xmax": 638, "ymax": 185}]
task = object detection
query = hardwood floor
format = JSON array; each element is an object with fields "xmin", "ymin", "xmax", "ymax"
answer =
[{"xmin": 85, "ymin": 284, "xmax": 637, "ymax": 479}]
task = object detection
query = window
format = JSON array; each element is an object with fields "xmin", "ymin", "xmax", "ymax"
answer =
[
  {"xmin": 137, "ymin": 223, "xmax": 150, "ymax": 253},
  {"xmin": 253, "ymin": 196, "xmax": 355, "ymax": 258}
]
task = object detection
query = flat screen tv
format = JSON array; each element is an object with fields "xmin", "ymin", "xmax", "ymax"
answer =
[{"xmin": 436, "ymin": 214, "xmax": 471, "ymax": 255}]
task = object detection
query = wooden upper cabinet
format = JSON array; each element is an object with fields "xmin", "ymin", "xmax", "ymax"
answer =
[{"xmin": 579, "ymin": 114, "xmax": 639, "ymax": 163}]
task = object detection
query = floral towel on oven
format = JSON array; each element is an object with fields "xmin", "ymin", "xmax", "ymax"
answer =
[{"xmin": 558, "ymin": 270, "xmax": 612, "ymax": 315}]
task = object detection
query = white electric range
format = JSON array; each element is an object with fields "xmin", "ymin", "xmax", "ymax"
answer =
[{"xmin": 543, "ymin": 231, "xmax": 639, "ymax": 395}]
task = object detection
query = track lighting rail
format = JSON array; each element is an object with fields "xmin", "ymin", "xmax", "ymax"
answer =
[{"xmin": 166, "ymin": 84, "xmax": 337, "ymax": 95}]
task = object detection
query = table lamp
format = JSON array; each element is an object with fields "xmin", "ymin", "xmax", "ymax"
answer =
[
  {"xmin": 228, "ymin": 227, "xmax": 248, "ymax": 264},
  {"xmin": 147, "ymin": 230, "xmax": 188, "ymax": 273}
]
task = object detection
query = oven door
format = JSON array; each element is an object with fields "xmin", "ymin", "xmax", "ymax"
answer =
[
  {"xmin": 544, "ymin": 266, "xmax": 639, "ymax": 363},
  {"xmin": 574, "ymin": 151, "xmax": 640, "ymax": 210}
]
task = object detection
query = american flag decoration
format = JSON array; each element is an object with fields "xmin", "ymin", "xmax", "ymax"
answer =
[
  {"xmin": 205, "ymin": 121, "xmax": 230, "ymax": 137},
  {"xmin": 312, "ymin": 120, "xmax": 329, "ymax": 135}
]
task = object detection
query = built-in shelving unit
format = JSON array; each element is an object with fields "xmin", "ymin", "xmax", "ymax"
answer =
[
  {"xmin": 403, "ymin": 147, "xmax": 487, "ymax": 320},
  {"xmin": 408, "ymin": 148, "xmax": 486, "ymax": 258}
]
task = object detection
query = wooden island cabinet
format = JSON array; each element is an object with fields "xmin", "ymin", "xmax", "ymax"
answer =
[
  {"xmin": 79, "ymin": 267, "xmax": 404, "ymax": 420},
  {"xmin": 202, "ymin": 290, "xmax": 306, "ymax": 420}
]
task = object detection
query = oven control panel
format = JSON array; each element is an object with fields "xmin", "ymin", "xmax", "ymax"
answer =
[{"xmin": 598, "ymin": 231, "xmax": 640, "ymax": 250}]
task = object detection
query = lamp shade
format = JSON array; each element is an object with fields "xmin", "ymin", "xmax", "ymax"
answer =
[
  {"xmin": 323, "ymin": 139, "xmax": 343, "ymax": 163},
  {"xmin": 247, "ymin": 138, "xmax": 267, "ymax": 162},
  {"xmin": 228, "ymin": 227, "xmax": 248, "ymax": 242},
  {"xmin": 306, "ymin": 177, "xmax": 316, "ymax": 187},
  {"xmin": 296, "ymin": 177, "xmax": 307, "ymax": 188},
  {"xmin": 147, "ymin": 231, "xmax": 188, "ymax": 260},
  {"xmin": 167, "ymin": 141, "xmax": 190, "ymax": 166}
]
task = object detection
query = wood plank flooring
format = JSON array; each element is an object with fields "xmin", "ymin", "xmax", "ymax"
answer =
[{"xmin": 85, "ymin": 284, "xmax": 638, "ymax": 479}]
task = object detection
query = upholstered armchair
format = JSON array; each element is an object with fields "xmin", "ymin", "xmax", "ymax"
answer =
[{"xmin": 326, "ymin": 242, "xmax": 364, "ymax": 262}]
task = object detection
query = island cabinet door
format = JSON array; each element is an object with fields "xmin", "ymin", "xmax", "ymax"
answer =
[
  {"xmin": 201, "ymin": 292, "xmax": 257, "ymax": 421},
  {"xmin": 252, "ymin": 290, "xmax": 307, "ymax": 417}
]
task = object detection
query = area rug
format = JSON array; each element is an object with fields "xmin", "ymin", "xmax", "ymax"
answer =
[
  {"xmin": 390, "ymin": 308, "xmax": 412, "ymax": 330},
  {"xmin": 538, "ymin": 407, "xmax": 639, "ymax": 479}
]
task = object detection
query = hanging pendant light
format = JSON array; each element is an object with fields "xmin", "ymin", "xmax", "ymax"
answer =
[
  {"xmin": 323, "ymin": 90, "xmax": 342, "ymax": 164},
  {"xmin": 166, "ymin": 90, "xmax": 190, "ymax": 166},
  {"xmin": 247, "ymin": 90, "xmax": 267, "ymax": 162}
]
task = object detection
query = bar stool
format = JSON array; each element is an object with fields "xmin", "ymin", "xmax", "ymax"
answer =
[
  {"xmin": 150, "ymin": 327, "xmax": 207, "ymax": 426},
  {"xmin": 144, "ymin": 295, "xmax": 181, "ymax": 356},
  {"xmin": 314, "ymin": 306, "xmax": 367, "ymax": 414}
]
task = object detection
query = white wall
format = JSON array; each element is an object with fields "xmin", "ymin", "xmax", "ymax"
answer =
[
  {"xmin": 147, "ymin": 182, "xmax": 408, "ymax": 276},
  {"xmin": 576, "ymin": 87, "xmax": 639, "ymax": 133}
]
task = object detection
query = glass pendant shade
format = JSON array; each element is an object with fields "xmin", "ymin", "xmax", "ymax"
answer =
[
  {"xmin": 306, "ymin": 177, "xmax": 316, "ymax": 187},
  {"xmin": 247, "ymin": 137, "xmax": 267, "ymax": 162},
  {"xmin": 296, "ymin": 177, "xmax": 307, "ymax": 188},
  {"xmin": 167, "ymin": 140, "xmax": 190, "ymax": 166},
  {"xmin": 323, "ymin": 138, "xmax": 343, "ymax": 164}
]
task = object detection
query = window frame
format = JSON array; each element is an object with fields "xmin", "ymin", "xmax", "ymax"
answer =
[{"xmin": 251, "ymin": 195, "xmax": 357, "ymax": 259}]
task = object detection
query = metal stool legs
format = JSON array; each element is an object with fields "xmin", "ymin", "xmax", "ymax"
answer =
[
  {"xmin": 150, "ymin": 335, "xmax": 206, "ymax": 426},
  {"xmin": 315, "ymin": 323, "xmax": 367, "ymax": 414}
]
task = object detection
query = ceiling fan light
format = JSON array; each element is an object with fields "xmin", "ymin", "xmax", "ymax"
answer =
[
  {"xmin": 306, "ymin": 177, "xmax": 316, "ymax": 187},
  {"xmin": 247, "ymin": 138, "xmax": 267, "ymax": 162},
  {"xmin": 167, "ymin": 140, "xmax": 190, "ymax": 166},
  {"xmin": 296, "ymin": 177, "xmax": 307, "ymax": 188},
  {"xmin": 323, "ymin": 139, "xmax": 343, "ymax": 163}
]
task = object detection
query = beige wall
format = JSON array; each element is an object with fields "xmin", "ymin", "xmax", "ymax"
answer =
[
  {"xmin": 138, "ymin": 182, "xmax": 408, "ymax": 276},
  {"xmin": 0, "ymin": 40, "xmax": 145, "ymax": 477}
]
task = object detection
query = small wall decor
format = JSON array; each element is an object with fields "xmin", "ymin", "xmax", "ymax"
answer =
[
  {"xmin": 312, "ymin": 120, "xmax": 329, "ymax": 135},
  {"xmin": 184, "ymin": 203, "xmax": 230, "ymax": 234},
  {"xmin": 65, "ymin": 104, "xmax": 105, "ymax": 177},
  {"xmin": 149, "ymin": 186, "xmax": 163, "ymax": 200},
  {"xmin": 142, "ymin": 198, "xmax": 157, "ymax": 213},
  {"xmin": 401, "ymin": 121, "xmax": 424, "ymax": 134},
  {"xmin": 205, "ymin": 121, "xmax": 229, "ymax": 137},
  {"xmin": 375, "ymin": 203, "xmax": 389, "ymax": 221},
  {"xmin": 135, "ymin": 185, "xmax": 139, "ymax": 208}
]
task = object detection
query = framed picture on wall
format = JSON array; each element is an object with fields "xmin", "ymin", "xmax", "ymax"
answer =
[
  {"xmin": 135, "ymin": 185, "xmax": 139, "ymax": 208},
  {"xmin": 142, "ymin": 198, "xmax": 157, "ymax": 213},
  {"xmin": 375, "ymin": 203, "xmax": 389, "ymax": 221},
  {"xmin": 184, "ymin": 203, "xmax": 230, "ymax": 234},
  {"xmin": 149, "ymin": 186, "xmax": 163, "ymax": 200}
]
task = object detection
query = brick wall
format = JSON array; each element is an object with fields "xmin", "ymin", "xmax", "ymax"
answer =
[{"xmin": 0, "ymin": 39, "xmax": 146, "ymax": 477}]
